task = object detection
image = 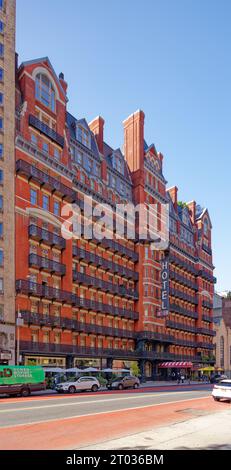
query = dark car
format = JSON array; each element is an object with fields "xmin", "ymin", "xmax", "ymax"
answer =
[{"xmin": 107, "ymin": 375, "xmax": 140, "ymax": 390}]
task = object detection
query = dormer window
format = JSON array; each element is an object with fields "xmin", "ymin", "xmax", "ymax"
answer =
[
  {"xmin": 77, "ymin": 125, "xmax": 90, "ymax": 148},
  {"xmin": 35, "ymin": 73, "xmax": 55, "ymax": 112}
]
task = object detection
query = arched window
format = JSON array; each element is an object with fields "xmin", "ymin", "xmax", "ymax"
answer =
[{"xmin": 35, "ymin": 73, "xmax": 55, "ymax": 112}]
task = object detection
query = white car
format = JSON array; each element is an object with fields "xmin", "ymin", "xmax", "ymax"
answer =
[
  {"xmin": 56, "ymin": 376, "xmax": 100, "ymax": 394},
  {"xmin": 212, "ymin": 379, "xmax": 231, "ymax": 402}
]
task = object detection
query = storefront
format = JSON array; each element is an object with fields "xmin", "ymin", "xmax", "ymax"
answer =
[
  {"xmin": 24, "ymin": 356, "xmax": 66, "ymax": 368},
  {"xmin": 158, "ymin": 361, "xmax": 193, "ymax": 379}
]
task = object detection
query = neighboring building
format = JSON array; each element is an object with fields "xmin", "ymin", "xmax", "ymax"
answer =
[
  {"xmin": 213, "ymin": 293, "xmax": 231, "ymax": 375},
  {"xmin": 14, "ymin": 57, "xmax": 216, "ymax": 377},
  {"xmin": 0, "ymin": 0, "xmax": 16, "ymax": 365}
]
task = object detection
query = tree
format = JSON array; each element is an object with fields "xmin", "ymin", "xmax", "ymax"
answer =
[
  {"xmin": 227, "ymin": 291, "xmax": 231, "ymax": 299},
  {"xmin": 130, "ymin": 362, "xmax": 140, "ymax": 377}
]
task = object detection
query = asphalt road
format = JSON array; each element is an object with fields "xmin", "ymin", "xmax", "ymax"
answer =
[{"xmin": 0, "ymin": 388, "xmax": 211, "ymax": 428}]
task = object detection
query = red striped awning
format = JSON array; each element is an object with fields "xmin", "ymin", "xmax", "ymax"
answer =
[{"xmin": 158, "ymin": 362, "xmax": 193, "ymax": 368}]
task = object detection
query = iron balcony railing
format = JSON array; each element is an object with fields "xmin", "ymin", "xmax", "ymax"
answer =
[
  {"xmin": 19, "ymin": 341, "xmax": 138, "ymax": 358},
  {"xmin": 73, "ymin": 246, "xmax": 139, "ymax": 281},
  {"xmin": 20, "ymin": 311, "xmax": 136, "ymax": 339},
  {"xmin": 170, "ymin": 288, "xmax": 198, "ymax": 305},
  {"xmin": 169, "ymin": 269, "xmax": 198, "ymax": 290},
  {"xmin": 197, "ymin": 327, "xmax": 216, "ymax": 336},
  {"xmin": 197, "ymin": 342, "xmax": 215, "ymax": 350},
  {"xmin": 16, "ymin": 159, "xmax": 75, "ymax": 202},
  {"xmin": 139, "ymin": 350, "xmax": 201, "ymax": 362},
  {"xmin": 198, "ymin": 269, "xmax": 216, "ymax": 284},
  {"xmin": 137, "ymin": 331, "xmax": 175, "ymax": 343},
  {"xmin": 29, "ymin": 254, "xmax": 66, "ymax": 276},
  {"xmin": 16, "ymin": 280, "xmax": 139, "ymax": 320},
  {"xmin": 169, "ymin": 254, "xmax": 197, "ymax": 275},
  {"xmin": 29, "ymin": 114, "xmax": 64, "ymax": 148},
  {"xmin": 170, "ymin": 303, "xmax": 198, "ymax": 319},
  {"xmin": 166, "ymin": 319, "xmax": 197, "ymax": 333},
  {"xmin": 29, "ymin": 225, "xmax": 66, "ymax": 250},
  {"xmin": 99, "ymin": 238, "xmax": 138, "ymax": 262},
  {"xmin": 73, "ymin": 271, "xmax": 139, "ymax": 299},
  {"xmin": 202, "ymin": 314, "xmax": 213, "ymax": 323}
]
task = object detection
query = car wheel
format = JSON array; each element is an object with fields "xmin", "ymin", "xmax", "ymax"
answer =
[
  {"xmin": 68, "ymin": 385, "xmax": 76, "ymax": 394},
  {"xmin": 118, "ymin": 384, "xmax": 123, "ymax": 390},
  {"xmin": 213, "ymin": 397, "xmax": 220, "ymax": 401},
  {"xmin": 91, "ymin": 384, "xmax": 99, "ymax": 392},
  {"xmin": 20, "ymin": 388, "xmax": 30, "ymax": 397},
  {"xmin": 133, "ymin": 383, "xmax": 139, "ymax": 389}
]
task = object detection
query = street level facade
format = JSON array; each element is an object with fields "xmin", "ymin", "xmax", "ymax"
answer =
[
  {"xmin": 213, "ymin": 293, "xmax": 231, "ymax": 375},
  {"xmin": 14, "ymin": 55, "xmax": 216, "ymax": 378}
]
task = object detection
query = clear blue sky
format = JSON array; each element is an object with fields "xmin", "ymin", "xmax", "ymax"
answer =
[{"xmin": 16, "ymin": 0, "xmax": 230, "ymax": 291}]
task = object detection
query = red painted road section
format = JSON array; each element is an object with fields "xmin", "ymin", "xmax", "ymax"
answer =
[
  {"xmin": 0, "ymin": 396, "xmax": 228, "ymax": 450},
  {"xmin": 0, "ymin": 383, "xmax": 211, "ymax": 404}
]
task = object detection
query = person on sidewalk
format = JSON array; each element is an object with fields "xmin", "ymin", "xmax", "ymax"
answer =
[
  {"xmin": 181, "ymin": 374, "xmax": 185, "ymax": 384},
  {"xmin": 177, "ymin": 372, "xmax": 181, "ymax": 384}
]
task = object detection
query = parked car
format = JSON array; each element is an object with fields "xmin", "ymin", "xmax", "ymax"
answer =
[
  {"xmin": 55, "ymin": 376, "xmax": 100, "ymax": 393},
  {"xmin": 212, "ymin": 379, "xmax": 231, "ymax": 401},
  {"xmin": 107, "ymin": 375, "xmax": 140, "ymax": 390},
  {"xmin": 0, "ymin": 365, "xmax": 46, "ymax": 397}
]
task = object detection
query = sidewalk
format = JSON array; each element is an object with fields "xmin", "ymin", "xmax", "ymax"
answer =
[{"xmin": 82, "ymin": 408, "xmax": 231, "ymax": 450}]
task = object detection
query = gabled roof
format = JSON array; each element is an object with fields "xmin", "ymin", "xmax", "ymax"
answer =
[
  {"xmin": 18, "ymin": 56, "xmax": 67, "ymax": 99},
  {"xmin": 196, "ymin": 205, "xmax": 212, "ymax": 227}
]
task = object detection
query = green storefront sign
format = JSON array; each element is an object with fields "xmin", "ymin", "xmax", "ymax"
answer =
[{"xmin": 0, "ymin": 366, "xmax": 45, "ymax": 385}]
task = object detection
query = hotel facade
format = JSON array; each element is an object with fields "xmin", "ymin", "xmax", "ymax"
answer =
[{"xmin": 1, "ymin": 0, "xmax": 216, "ymax": 378}]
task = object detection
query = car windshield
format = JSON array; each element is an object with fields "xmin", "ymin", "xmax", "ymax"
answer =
[{"xmin": 218, "ymin": 381, "xmax": 231, "ymax": 387}]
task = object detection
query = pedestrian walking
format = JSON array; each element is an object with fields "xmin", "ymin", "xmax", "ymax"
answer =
[{"xmin": 181, "ymin": 374, "xmax": 185, "ymax": 384}]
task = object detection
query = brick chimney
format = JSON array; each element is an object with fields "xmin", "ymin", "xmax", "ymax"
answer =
[
  {"xmin": 187, "ymin": 200, "xmax": 196, "ymax": 223},
  {"xmin": 59, "ymin": 72, "xmax": 68, "ymax": 95},
  {"xmin": 168, "ymin": 186, "xmax": 178, "ymax": 211},
  {"xmin": 89, "ymin": 116, "xmax": 104, "ymax": 154},
  {"xmin": 123, "ymin": 110, "xmax": 145, "ymax": 173}
]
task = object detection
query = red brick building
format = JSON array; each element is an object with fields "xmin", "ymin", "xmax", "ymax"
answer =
[{"xmin": 14, "ymin": 57, "xmax": 216, "ymax": 379}]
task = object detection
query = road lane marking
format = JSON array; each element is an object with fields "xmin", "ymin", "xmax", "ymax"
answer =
[
  {"xmin": 0, "ymin": 391, "xmax": 208, "ymax": 414},
  {"xmin": 0, "ymin": 395, "xmax": 210, "ymax": 429}
]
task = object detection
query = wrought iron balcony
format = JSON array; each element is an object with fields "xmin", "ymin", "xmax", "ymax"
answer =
[
  {"xmin": 170, "ymin": 288, "xmax": 198, "ymax": 305},
  {"xmin": 73, "ymin": 271, "xmax": 139, "ymax": 299},
  {"xmin": 19, "ymin": 341, "xmax": 138, "ymax": 358},
  {"xmin": 202, "ymin": 299, "xmax": 213, "ymax": 309},
  {"xmin": 202, "ymin": 314, "xmax": 213, "ymax": 323},
  {"xmin": 166, "ymin": 319, "xmax": 197, "ymax": 333},
  {"xmin": 137, "ymin": 331, "xmax": 175, "ymax": 343},
  {"xmin": 198, "ymin": 269, "xmax": 216, "ymax": 284},
  {"xmin": 16, "ymin": 159, "xmax": 75, "ymax": 202},
  {"xmin": 29, "ymin": 114, "xmax": 64, "ymax": 148},
  {"xmin": 170, "ymin": 303, "xmax": 198, "ymax": 319},
  {"xmin": 20, "ymin": 311, "xmax": 136, "ymax": 339},
  {"xmin": 16, "ymin": 280, "xmax": 139, "ymax": 321},
  {"xmin": 197, "ymin": 342, "xmax": 215, "ymax": 350},
  {"xmin": 169, "ymin": 254, "xmax": 197, "ymax": 275},
  {"xmin": 16, "ymin": 279, "xmax": 75, "ymax": 304},
  {"xmin": 29, "ymin": 254, "xmax": 66, "ymax": 276},
  {"xmin": 169, "ymin": 269, "xmax": 198, "ymax": 290},
  {"xmin": 197, "ymin": 327, "xmax": 216, "ymax": 336},
  {"xmin": 73, "ymin": 246, "xmax": 139, "ymax": 281},
  {"xmin": 139, "ymin": 350, "xmax": 200, "ymax": 361},
  {"xmin": 29, "ymin": 225, "xmax": 66, "ymax": 250},
  {"xmin": 99, "ymin": 238, "xmax": 138, "ymax": 262}
]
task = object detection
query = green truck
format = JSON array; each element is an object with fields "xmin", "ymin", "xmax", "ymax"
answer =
[{"xmin": 0, "ymin": 366, "xmax": 46, "ymax": 397}]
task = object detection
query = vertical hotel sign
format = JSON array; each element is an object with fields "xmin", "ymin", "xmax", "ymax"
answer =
[{"xmin": 160, "ymin": 255, "xmax": 169, "ymax": 317}]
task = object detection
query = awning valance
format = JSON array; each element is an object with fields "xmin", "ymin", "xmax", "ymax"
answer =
[{"xmin": 158, "ymin": 361, "xmax": 193, "ymax": 368}]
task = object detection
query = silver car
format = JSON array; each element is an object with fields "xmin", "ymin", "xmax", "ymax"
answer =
[{"xmin": 56, "ymin": 376, "xmax": 100, "ymax": 393}]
